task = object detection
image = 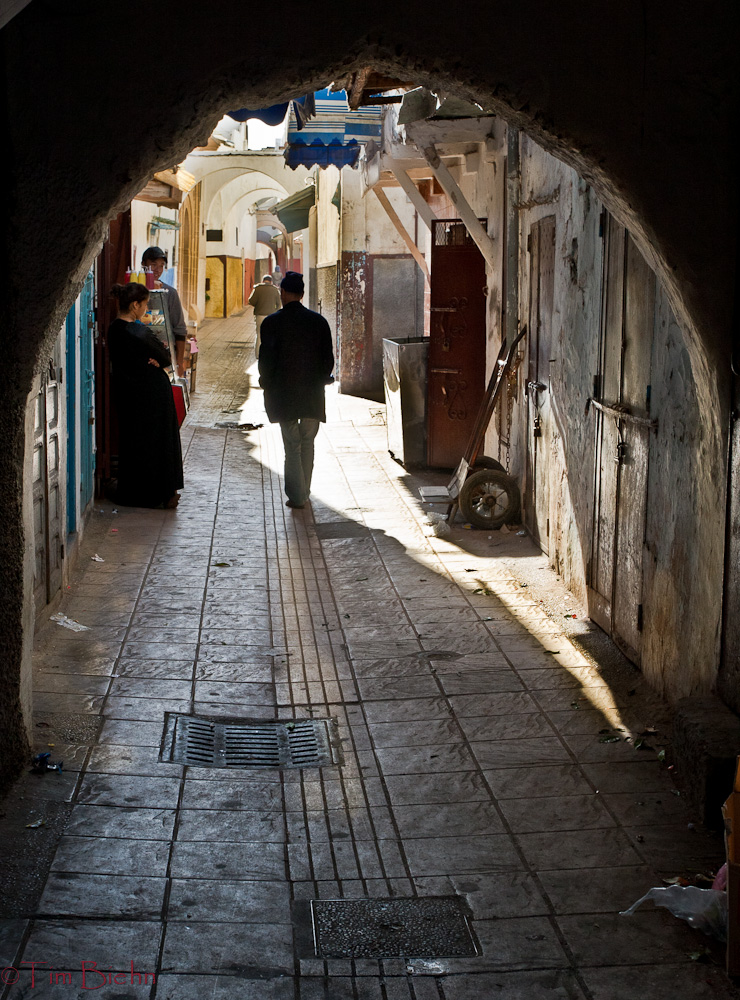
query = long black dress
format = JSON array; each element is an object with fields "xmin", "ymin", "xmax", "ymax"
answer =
[{"xmin": 108, "ymin": 318, "xmax": 184, "ymax": 507}]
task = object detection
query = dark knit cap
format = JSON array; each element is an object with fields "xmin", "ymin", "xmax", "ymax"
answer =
[{"xmin": 280, "ymin": 271, "xmax": 304, "ymax": 294}]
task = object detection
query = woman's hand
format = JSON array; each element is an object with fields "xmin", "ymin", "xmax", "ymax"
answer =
[{"xmin": 147, "ymin": 358, "xmax": 161, "ymax": 368}]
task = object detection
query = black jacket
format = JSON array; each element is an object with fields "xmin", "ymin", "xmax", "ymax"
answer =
[{"xmin": 258, "ymin": 301, "xmax": 334, "ymax": 423}]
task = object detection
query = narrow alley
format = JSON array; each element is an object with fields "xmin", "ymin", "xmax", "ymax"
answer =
[{"xmin": 0, "ymin": 313, "xmax": 735, "ymax": 1000}]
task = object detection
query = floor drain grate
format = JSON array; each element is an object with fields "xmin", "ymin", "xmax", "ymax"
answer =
[
  {"xmin": 160, "ymin": 714, "xmax": 339, "ymax": 769},
  {"xmin": 296, "ymin": 897, "xmax": 479, "ymax": 959}
]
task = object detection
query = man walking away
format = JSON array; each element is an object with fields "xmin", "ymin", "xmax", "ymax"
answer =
[
  {"xmin": 141, "ymin": 247, "xmax": 187, "ymax": 375},
  {"xmin": 258, "ymin": 271, "xmax": 334, "ymax": 509},
  {"xmin": 247, "ymin": 274, "xmax": 282, "ymax": 358}
]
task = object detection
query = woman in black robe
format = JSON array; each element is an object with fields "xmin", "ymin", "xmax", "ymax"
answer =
[{"xmin": 108, "ymin": 282, "xmax": 184, "ymax": 508}]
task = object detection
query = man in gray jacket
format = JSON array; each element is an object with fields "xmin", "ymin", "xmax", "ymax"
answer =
[
  {"xmin": 141, "ymin": 246, "xmax": 187, "ymax": 375},
  {"xmin": 248, "ymin": 275, "xmax": 282, "ymax": 358}
]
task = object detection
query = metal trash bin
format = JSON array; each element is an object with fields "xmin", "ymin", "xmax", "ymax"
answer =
[{"xmin": 383, "ymin": 336, "xmax": 428, "ymax": 468}]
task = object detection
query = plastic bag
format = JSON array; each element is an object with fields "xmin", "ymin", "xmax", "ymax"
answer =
[
  {"xmin": 620, "ymin": 885, "xmax": 727, "ymax": 941},
  {"xmin": 425, "ymin": 512, "xmax": 451, "ymax": 537}
]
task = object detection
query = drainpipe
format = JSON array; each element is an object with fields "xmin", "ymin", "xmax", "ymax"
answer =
[{"xmin": 505, "ymin": 127, "xmax": 520, "ymax": 349}]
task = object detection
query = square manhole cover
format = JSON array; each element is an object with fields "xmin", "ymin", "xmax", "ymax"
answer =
[
  {"xmin": 160, "ymin": 714, "xmax": 340, "ymax": 769},
  {"xmin": 313, "ymin": 521, "xmax": 370, "ymax": 540},
  {"xmin": 298, "ymin": 897, "xmax": 478, "ymax": 959}
]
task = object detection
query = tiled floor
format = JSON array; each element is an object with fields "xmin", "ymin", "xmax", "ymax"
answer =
[{"xmin": 0, "ymin": 313, "xmax": 736, "ymax": 999}]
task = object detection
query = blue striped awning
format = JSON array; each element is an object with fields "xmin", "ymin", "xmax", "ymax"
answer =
[
  {"xmin": 284, "ymin": 88, "xmax": 382, "ymax": 170},
  {"xmin": 227, "ymin": 93, "xmax": 316, "ymax": 129}
]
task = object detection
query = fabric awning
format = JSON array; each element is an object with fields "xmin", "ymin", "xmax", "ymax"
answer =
[
  {"xmin": 285, "ymin": 141, "xmax": 361, "ymax": 170},
  {"xmin": 227, "ymin": 93, "xmax": 316, "ymax": 129},
  {"xmin": 284, "ymin": 88, "xmax": 381, "ymax": 170},
  {"xmin": 273, "ymin": 186, "xmax": 316, "ymax": 233}
]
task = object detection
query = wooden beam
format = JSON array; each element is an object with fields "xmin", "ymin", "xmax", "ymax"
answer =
[
  {"xmin": 388, "ymin": 163, "xmax": 437, "ymax": 231},
  {"xmin": 347, "ymin": 66, "xmax": 372, "ymax": 109},
  {"xmin": 421, "ymin": 143, "xmax": 497, "ymax": 269},
  {"xmin": 373, "ymin": 188, "xmax": 430, "ymax": 285}
]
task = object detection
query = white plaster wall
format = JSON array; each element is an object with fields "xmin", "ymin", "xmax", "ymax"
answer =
[
  {"xmin": 316, "ymin": 166, "xmax": 340, "ymax": 267},
  {"xmin": 341, "ymin": 170, "xmax": 417, "ymax": 255},
  {"xmin": 130, "ymin": 200, "xmax": 179, "ymax": 273},
  {"xmin": 239, "ymin": 210, "xmax": 257, "ymax": 262}
]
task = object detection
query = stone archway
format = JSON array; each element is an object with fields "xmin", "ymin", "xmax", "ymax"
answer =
[{"xmin": 0, "ymin": 0, "xmax": 735, "ymax": 787}]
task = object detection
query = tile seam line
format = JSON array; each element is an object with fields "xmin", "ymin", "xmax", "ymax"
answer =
[
  {"xmin": 266, "ymin": 427, "xmax": 353, "ymax": 900},
  {"xmin": 257, "ymin": 417, "xmax": 315, "ymax": 997},
  {"xmin": 151, "ymin": 424, "xmax": 228, "ymax": 985},
  {"xmin": 17, "ymin": 497, "xmax": 174, "ymax": 1000},
  {"xmin": 314, "ymin": 421, "xmax": 423, "ymax": 887},
  {"xmin": 331, "ymin": 422, "xmax": 593, "ymax": 997}
]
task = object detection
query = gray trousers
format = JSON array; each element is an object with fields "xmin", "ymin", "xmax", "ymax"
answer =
[{"xmin": 280, "ymin": 418, "xmax": 320, "ymax": 505}]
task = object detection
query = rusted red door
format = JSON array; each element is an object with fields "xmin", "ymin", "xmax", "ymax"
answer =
[{"xmin": 427, "ymin": 220, "xmax": 487, "ymax": 468}]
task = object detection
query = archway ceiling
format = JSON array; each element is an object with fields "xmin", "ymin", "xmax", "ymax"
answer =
[
  {"xmin": 207, "ymin": 176, "xmax": 291, "ymax": 226},
  {"xmin": 183, "ymin": 153, "xmax": 309, "ymax": 193},
  {"xmin": 223, "ymin": 188, "xmax": 289, "ymax": 233},
  {"xmin": 1, "ymin": 0, "xmax": 734, "ymax": 383}
]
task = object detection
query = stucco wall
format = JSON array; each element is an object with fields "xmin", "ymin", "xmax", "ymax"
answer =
[
  {"xmin": 495, "ymin": 132, "xmax": 728, "ymax": 702},
  {"xmin": 641, "ymin": 287, "xmax": 728, "ymax": 699},
  {"xmin": 338, "ymin": 171, "xmax": 423, "ymax": 397}
]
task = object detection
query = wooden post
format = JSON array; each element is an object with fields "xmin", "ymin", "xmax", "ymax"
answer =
[
  {"xmin": 373, "ymin": 187, "xmax": 431, "ymax": 285},
  {"xmin": 387, "ymin": 163, "xmax": 437, "ymax": 231},
  {"xmin": 421, "ymin": 143, "xmax": 497, "ymax": 269}
]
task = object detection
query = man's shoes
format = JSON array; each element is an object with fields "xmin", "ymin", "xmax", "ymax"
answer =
[{"xmin": 286, "ymin": 500, "xmax": 305, "ymax": 509}]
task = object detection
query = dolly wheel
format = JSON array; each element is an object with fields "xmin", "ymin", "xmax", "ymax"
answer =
[
  {"xmin": 471, "ymin": 456, "xmax": 506, "ymax": 474},
  {"xmin": 459, "ymin": 470, "xmax": 520, "ymax": 529}
]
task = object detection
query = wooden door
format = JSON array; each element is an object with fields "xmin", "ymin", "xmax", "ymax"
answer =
[
  {"xmin": 32, "ymin": 356, "xmax": 64, "ymax": 612},
  {"xmin": 427, "ymin": 219, "xmax": 487, "ymax": 469},
  {"xmin": 96, "ymin": 209, "xmax": 131, "ymax": 493},
  {"xmin": 524, "ymin": 215, "xmax": 556, "ymax": 550},
  {"xmin": 589, "ymin": 215, "xmax": 654, "ymax": 663}
]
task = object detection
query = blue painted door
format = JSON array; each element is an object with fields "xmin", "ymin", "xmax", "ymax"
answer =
[
  {"xmin": 65, "ymin": 305, "xmax": 77, "ymax": 535},
  {"xmin": 79, "ymin": 271, "xmax": 96, "ymax": 511}
]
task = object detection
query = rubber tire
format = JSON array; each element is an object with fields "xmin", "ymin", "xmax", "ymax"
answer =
[
  {"xmin": 472, "ymin": 455, "xmax": 506, "ymax": 474},
  {"xmin": 459, "ymin": 470, "xmax": 521, "ymax": 529}
]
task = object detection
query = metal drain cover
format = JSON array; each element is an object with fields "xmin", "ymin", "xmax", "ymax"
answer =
[
  {"xmin": 301, "ymin": 897, "xmax": 478, "ymax": 959},
  {"xmin": 160, "ymin": 714, "xmax": 339, "ymax": 769}
]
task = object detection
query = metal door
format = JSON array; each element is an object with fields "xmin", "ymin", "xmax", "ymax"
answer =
[
  {"xmin": 589, "ymin": 215, "xmax": 654, "ymax": 663},
  {"xmin": 524, "ymin": 216, "xmax": 556, "ymax": 550},
  {"xmin": 427, "ymin": 219, "xmax": 487, "ymax": 469}
]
